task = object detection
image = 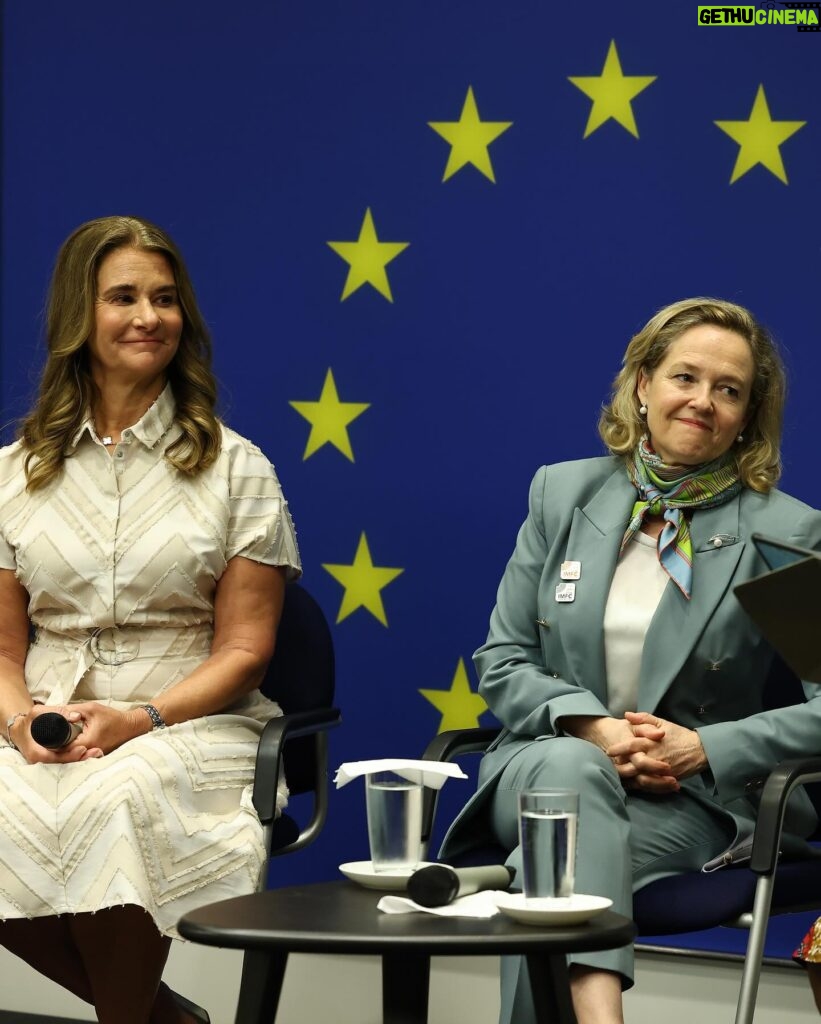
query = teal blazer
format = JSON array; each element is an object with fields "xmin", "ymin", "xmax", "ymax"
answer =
[{"xmin": 442, "ymin": 457, "xmax": 821, "ymax": 861}]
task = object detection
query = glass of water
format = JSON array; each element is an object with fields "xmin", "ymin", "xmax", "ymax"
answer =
[
  {"xmin": 518, "ymin": 789, "xmax": 578, "ymax": 901},
  {"xmin": 365, "ymin": 770, "xmax": 423, "ymax": 872}
]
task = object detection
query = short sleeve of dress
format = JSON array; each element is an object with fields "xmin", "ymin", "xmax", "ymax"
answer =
[
  {"xmin": 224, "ymin": 430, "xmax": 302, "ymax": 579},
  {"xmin": 0, "ymin": 441, "xmax": 25, "ymax": 572}
]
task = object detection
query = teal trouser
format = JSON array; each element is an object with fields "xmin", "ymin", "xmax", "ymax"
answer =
[{"xmin": 488, "ymin": 737, "xmax": 736, "ymax": 1023}]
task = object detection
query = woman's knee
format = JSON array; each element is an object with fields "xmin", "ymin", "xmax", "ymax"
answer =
[{"xmin": 501, "ymin": 736, "xmax": 617, "ymax": 793}]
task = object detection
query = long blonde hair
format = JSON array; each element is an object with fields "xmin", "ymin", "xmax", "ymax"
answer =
[
  {"xmin": 20, "ymin": 216, "xmax": 221, "ymax": 490},
  {"xmin": 598, "ymin": 298, "xmax": 786, "ymax": 493}
]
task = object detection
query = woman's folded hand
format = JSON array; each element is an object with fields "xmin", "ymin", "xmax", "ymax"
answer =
[{"xmin": 605, "ymin": 711, "xmax": 708, "ymax": 793}]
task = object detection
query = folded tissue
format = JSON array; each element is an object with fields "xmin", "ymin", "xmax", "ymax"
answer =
[
  {"xmin": 334, "ymin": 758, "xmax": 468, "ymax": 790},
  {"xmin": 377, "ymin": 891, "xmax": 502, "ymax": 918}
]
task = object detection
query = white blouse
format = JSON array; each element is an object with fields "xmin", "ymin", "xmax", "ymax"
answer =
[{"xmin": 603, "ymin": 530, "xmax": 669, "ymax": 719}]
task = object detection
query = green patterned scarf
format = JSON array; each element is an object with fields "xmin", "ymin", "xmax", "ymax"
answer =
[{"xmin": 623, "ymin": 439, "xmax": 741, "ymax": 598}]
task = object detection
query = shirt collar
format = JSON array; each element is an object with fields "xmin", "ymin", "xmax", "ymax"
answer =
[{"xmin": 67, "ymin": 383, "xmax": 177, "ymax": 453}]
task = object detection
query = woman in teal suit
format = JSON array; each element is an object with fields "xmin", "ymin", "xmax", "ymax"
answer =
[{"xmin": 441, "ymin": 298, "xmax": 821, "ymax": 1024}]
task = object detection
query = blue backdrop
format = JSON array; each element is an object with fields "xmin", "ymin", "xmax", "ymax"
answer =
[{"xmin": 2, "ymin": 0, "xmax": 820, "ymax": 961}]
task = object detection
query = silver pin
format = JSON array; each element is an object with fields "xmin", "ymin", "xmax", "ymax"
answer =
[
  {"xmin": 560, "ymin": 560, "xmax": 581, "ymax": 580},
  {"xmin": 708, "ymin": 534, "xmax": 737, "ymax": 548},
  {"xmin": 555, "ymin": 582, "xmax": 576, "ymax": 603},
  {"xmin": 536, "ymin": 618, "xmax": 550, "ymax": 629}
]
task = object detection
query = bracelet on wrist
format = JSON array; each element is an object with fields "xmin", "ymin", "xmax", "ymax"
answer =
[
  {"xmin": 140, "ymin": 704, "xmax": 166, "ymax": 730},
  {"xmin": 5, "ymin": 711, "xmax": 28, "ymax": 750}
]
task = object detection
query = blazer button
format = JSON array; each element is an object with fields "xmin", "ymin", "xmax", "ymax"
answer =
[{"xmin": 696, "ymin": 705, "xmax": 706, "ymax": 716}]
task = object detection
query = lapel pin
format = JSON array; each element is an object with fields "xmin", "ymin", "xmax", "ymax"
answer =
[
  {"xmin": 708, "ymin": 534, "xmax": 737, "ymax": 549},
  {"xmin": 560, "ymin": 560, "xmax": 581, "ymax": 580},
  {"xmin": 555, "ymin": 582, "xmax": 576, "ymax": 603}
]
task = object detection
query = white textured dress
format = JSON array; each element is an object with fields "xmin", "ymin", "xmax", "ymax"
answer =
[{"xmin": 0, "ymin": 386, "xmax": 300, "ymax": 935}]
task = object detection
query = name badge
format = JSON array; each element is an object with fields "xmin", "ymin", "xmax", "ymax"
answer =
[
  {"xmin": 555, "ymin": 582, "xmax": 576, "ymax": 603},
  {"xmin": 560, "ymin": 560, "xmax": 581, "ymax": 580}
]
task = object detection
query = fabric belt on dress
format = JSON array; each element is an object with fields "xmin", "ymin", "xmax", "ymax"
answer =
[{"xmin": 32, "ymin": 623, "xmax": 212, "ymax": 705}]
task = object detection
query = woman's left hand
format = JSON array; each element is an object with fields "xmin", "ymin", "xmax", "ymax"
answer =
[
  {"xmin": 606, "ymin": 711, "xmax": 708, "ymax": 789},
  {"xmin": 65, "ymin": 702, "xmax": 150, "ymax": 757}
]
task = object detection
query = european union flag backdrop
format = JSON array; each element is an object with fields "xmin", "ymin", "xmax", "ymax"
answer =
[{"xmin": 2, "ymin": 0, "xmax": 820, "ymax": 958}]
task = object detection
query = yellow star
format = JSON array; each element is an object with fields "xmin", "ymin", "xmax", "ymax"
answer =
[
  {"xmin": 419, "ymin": 658, "xmax": 488, "ymax": 734},
  {"xmin": 289, "ymin": 369, "xmax": 370, "ymax": 462},
  {"xmin": 327, "ymin": 208, "xmax": 409, "ymax": 302},
  {"xmin": 322, "ymin": 533, "xmax": 404, "ymax": 626},
  {"xmin": 714, "ymin": 84, "xmax": 805, "ymax": 185},
  {"xmin": 428, "ymin": 86, "xmax": 513, "ymax": 183},
  {"xmin": 568, "ymin": 40, "xmax": 656, "ymax": 139}
]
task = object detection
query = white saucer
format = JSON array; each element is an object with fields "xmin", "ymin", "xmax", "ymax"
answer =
[
  {"xmin": 494, "ymin": 893, "xmax": 613, "ymax": 926},
  {"xmin": 338, "ymin": 860, "xmax": 439, "ymax": 891}
]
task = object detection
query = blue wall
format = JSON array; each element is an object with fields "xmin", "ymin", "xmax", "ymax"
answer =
[{"xmin": 3, "ymin": 0, "xmax": 820, "ymax": 960}]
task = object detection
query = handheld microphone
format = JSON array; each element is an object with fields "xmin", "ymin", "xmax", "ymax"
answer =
[
  {"xmin": 407, "ymin": 864, "xmax": 515, "ymax": 908},
  {"xmin": 30, "ymin": 712, "xmax": 83, "ymax": 750}
]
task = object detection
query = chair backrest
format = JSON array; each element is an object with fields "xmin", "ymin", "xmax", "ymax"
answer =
[{"xmin": 259, "ymin": 582, "xmax": 336, "ymax": 796}]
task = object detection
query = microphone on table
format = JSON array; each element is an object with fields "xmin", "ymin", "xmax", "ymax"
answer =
[
  {"xmin": 407, "ymin": 864, "xmax": 516, "ymax": 908},
  {"xmin": 30, "ymin": 712, "xmax": 83, "ymax": 750}
]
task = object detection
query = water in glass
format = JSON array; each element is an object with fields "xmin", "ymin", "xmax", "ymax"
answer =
[
  {"xmin": 366, "ymin": 778, "xmax": 423, "ymax": 871},
  {"xmin": 520, "ymin": 809, "xmax": 577, "ymax": 899}
]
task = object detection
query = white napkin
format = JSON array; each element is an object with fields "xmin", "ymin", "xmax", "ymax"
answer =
[
  {"xmin": 377, "ymin": 891, "xmax": 502, "ymax": 918},
  {"xmin": 334, "ymin": 758, "xmax": 468, "ymax": 790}
]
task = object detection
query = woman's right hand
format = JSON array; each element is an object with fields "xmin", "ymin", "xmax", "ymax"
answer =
[{"xmin": 9, "ymin": 705, "xmax": 103, "ymax": 764}]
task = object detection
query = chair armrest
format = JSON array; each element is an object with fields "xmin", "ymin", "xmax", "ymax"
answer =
[
  {"xmin": 750, "ymin": 756, "xmax": 821, "ymax": 874},
  {"xmin": 252, "ymin": 708, "xmax": 342, "ymax": 824},
  {"xmin": 420, "ymin": 727, "xmax": 501, "ymax": 849},
  {"xmin": 423, "ymin": 727, "xmax": 502, "ymax": 763}
]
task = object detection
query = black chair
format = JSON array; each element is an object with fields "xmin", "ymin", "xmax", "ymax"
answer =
[
  {"xmin": 227, "ymin": 581, "xmax": 341, "ymax": 1021},
  {"xmin": 254, "ymin": 581, "xmax": 340, "ymax": 859},
  {"xmin": 421, "ymin": 727, "xmax": 821, "ymax": 1024}
]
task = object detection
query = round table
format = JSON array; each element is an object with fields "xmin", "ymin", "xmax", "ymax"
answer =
[{"xmin": 178, "ymin": 880, "xmax": 635, "ymax": 1023}]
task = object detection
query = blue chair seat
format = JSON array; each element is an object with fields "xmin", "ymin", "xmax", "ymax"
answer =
[{"xmin": 633, "ymin": 854, "xmax": 821, "ymax": 934}]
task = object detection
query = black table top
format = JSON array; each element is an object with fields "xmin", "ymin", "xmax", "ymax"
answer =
[{"xmin": 178, "ymin": 881, "xmax": 635, "ymax": 958}]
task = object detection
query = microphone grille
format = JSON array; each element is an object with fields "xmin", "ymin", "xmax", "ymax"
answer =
[
  {"xmin": 30, "ymin": 712, "xmax": 71, "ymax": 748},
  {"xmin": 407, "ymin": 864, "xmax": 459, "ymax": 908}
]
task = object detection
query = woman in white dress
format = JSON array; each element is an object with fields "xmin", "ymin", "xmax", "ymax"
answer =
[{"xmin": 0, "ymin": 216, "xmax": 301, "ymax": 1024}]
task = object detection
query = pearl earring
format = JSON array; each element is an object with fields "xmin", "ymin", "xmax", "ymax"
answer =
[
  {"xmin": 639, "ymin": 404, "xmax": 647, "ymax": 416},
  {"xmin": 737, "ymin": 433, "xmax": 744, "ymax": 443}
]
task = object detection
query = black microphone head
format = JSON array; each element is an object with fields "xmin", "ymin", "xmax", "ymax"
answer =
[
  {"xmin": 407, "ymin": 864, "xmax": 460, "ymax": 908},
  {"xmin": 30, "ymin": 712, "xmax": 72, "ymax": 749}
]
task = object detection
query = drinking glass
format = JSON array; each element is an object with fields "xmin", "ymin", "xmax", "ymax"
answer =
[
  {"xmin": 365, "ymin": 770, "xmax": 423, "ymax": 872},
  {"xmin": 518, "ymin": 789, "xmax": 578, "ymax": 900}
]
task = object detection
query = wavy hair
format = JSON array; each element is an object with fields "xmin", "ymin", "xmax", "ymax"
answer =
[
  {"xmin": 20, "ymin": 216, "xmax": 221, "ymax": 490},
  {"xmin": 598, "ymin": 297, "xmax": 785, "ymax": 492}
]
